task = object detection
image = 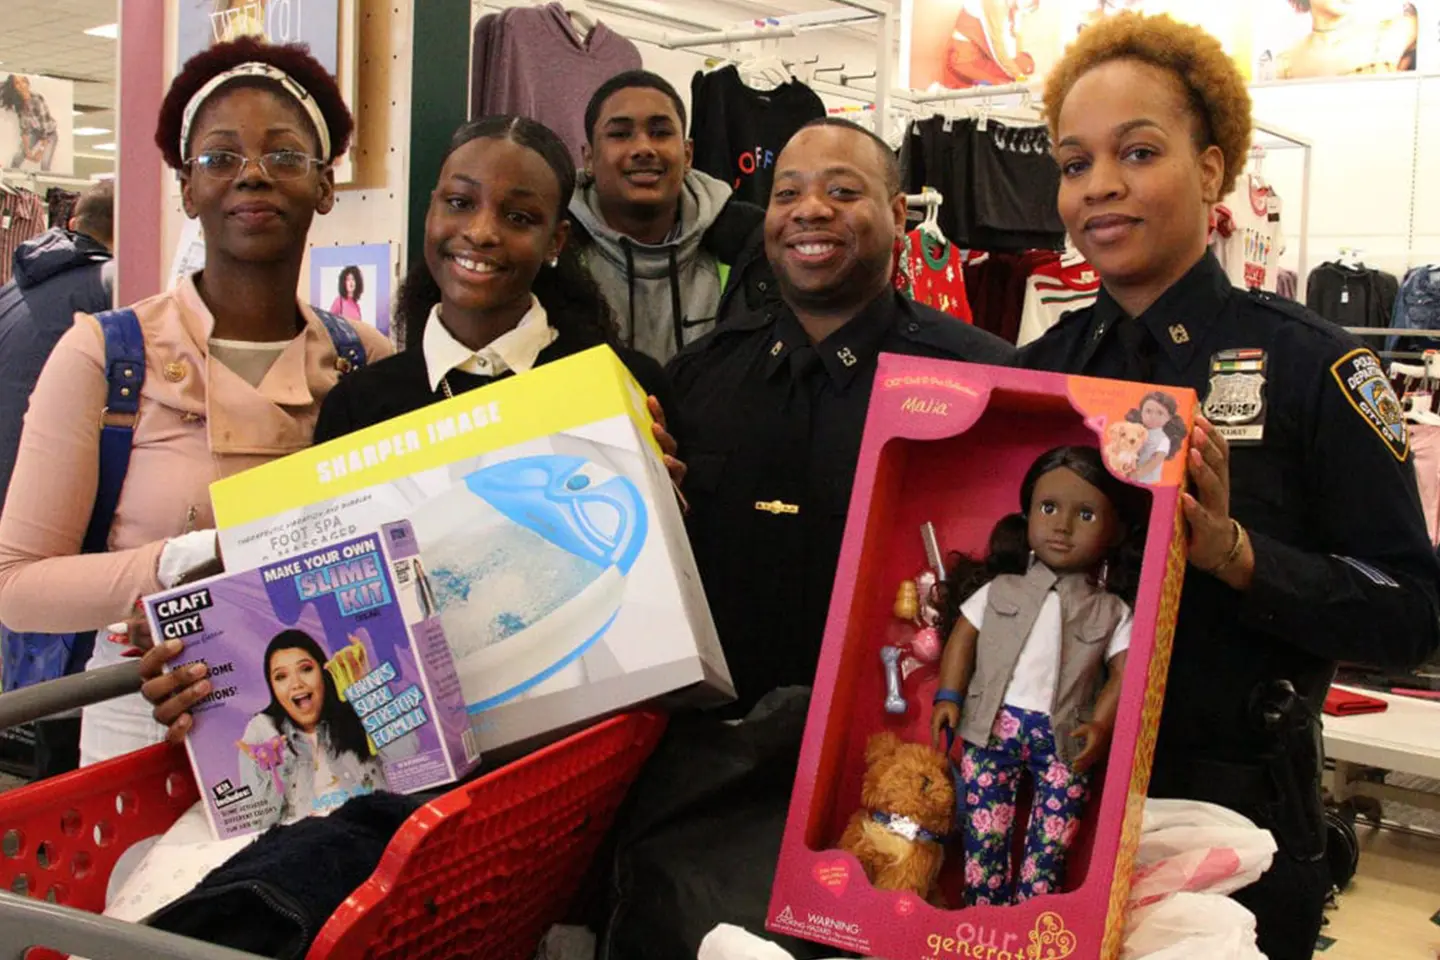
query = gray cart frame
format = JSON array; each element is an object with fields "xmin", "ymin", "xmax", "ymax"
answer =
[{"xmin": 0, "ymin": 663, "xmax": 270, "ymax": 960}]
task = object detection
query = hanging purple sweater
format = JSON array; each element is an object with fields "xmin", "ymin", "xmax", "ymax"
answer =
[{"xmin": 470, "ymin": 4, "xmax": 642, "ymax": 164}]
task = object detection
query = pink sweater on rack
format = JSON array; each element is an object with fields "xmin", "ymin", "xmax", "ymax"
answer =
[{"xmin": 0, "ymin": 274, "xmax": 393, "ymax": 633}]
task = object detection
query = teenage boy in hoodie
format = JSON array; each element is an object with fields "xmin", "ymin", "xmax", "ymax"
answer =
[
  {"xmin": 0, "ymin": 179, "xmax": 114, "ymax": 511},
  {"xmin": 570, "ymin": 70, "xmax": 763, "ymax": 363}
]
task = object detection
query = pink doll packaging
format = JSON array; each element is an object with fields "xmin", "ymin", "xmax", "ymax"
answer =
[{"xmin": 767, "ymin": 356, "xmax": 1196, "ymax": 960}]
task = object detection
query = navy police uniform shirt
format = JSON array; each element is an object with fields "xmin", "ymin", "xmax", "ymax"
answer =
[
  {"xmin": 1019, "ymin": 251, "xmax": 1440, "ymax": 771},
  {"xmin": 669, "ymin": 289, "xmax": 1014, "ymax": 715}
]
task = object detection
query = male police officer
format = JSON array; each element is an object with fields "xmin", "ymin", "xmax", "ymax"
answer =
[{"xmin": 669, "ymin": 119, "xmax": 1014, "ymax": 715}]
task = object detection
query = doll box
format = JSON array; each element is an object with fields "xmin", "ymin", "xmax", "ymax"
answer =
[
  {"xmin": 210, "ymin": 346, "xmax": 732, "ymax": 755},
  {"xmin": 142, "ymin": 524, "xmax": 479, "ymax": 841},
  {"xmin": 767, "ymin": 356, "xmax": 1196, "ymax": 960}
]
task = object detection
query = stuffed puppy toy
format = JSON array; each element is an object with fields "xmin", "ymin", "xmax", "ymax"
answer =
[
  {"xmin": 837, "ymin": 732, "xmax": 954, "ymax": 904},
  {"xmin": 1103, "ymin": 421, "xmax": 1148, "ymax": 477}
]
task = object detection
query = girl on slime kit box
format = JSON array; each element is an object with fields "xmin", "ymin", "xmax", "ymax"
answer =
[{"xmin": 144, "ymin": 523, "xmax": 478, "ymax": 841}]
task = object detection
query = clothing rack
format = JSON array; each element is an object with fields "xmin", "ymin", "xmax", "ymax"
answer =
[{"xmin": 1346, "ymin": 327, "xmax": 1440, "ymax": 362}]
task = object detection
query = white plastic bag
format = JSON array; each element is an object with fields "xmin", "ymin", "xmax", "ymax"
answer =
[
  {"xmin": 1129, "ymin": 799, "xmax": 1277, "ymax": 907},
  {"xmin": 698, "ymin": 925, "xmax": 850, "ymax": 960},
  {"xmin": 1122, "ymin": 893, "xmax": 1266, "ymax": 960},
  {"xmin": 1121, "ymin": 799, "xmax": 1277, "ymax": 959}
]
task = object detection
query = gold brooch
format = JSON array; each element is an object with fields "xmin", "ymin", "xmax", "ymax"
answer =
[
  {"xmin": 163, "ymin": 360, "xmax": 188, "ymax": 383},
  {"xmin": 1168, "ymin": 324, "xmax": 1190, "ymax": 345},
  {"xmin": 754, "ymin": 500, "xmax": 799, "ymax": 516}
]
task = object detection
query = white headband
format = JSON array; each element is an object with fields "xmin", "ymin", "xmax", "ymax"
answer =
[{"xmin": 179, "ymin": 61, "xmax": 332, "ymax": 163}]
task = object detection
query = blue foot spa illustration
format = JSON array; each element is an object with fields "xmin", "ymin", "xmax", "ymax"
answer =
[{"xmin": 407, "ymin": 454, "xmax": 648, "ymax": 713}]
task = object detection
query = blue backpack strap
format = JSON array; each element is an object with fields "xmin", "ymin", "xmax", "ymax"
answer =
[
  {"xmin": 313, "ymin": 307, "xmax": 368, "ymax": 374},
  {"xmin": 82, "ymin": 308, "xmax": 143, "ymax": 555}
]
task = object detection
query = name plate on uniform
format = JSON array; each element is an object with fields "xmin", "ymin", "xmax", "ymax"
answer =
[{"xmin": 1202, "ymin": 349, "xmax": 1268, "ymax": 445}]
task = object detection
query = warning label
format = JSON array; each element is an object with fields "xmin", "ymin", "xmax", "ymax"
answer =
[{"xmin": 771, "ymin": 905, "xmax": 872, "ymax": 954}]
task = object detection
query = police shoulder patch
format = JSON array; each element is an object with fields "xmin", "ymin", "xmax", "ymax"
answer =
[{"xmin": 1330, "ymin": 348, "xmax": 1409, "ymax": 460}]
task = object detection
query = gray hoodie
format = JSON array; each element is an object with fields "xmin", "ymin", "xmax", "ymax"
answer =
[{"xmin": 569, "ymin": 169, "xmax": 736, "ymax": 363}]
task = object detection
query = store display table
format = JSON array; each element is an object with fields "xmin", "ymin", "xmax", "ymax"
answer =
[{"xmin": 1323, "ymin": 687, "xmax": 1440, "ymax": 814}]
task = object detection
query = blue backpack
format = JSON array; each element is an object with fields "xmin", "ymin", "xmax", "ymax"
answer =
[{"xmin": 0, "ymin": 307, "xmax": 367, "ymax": 693}]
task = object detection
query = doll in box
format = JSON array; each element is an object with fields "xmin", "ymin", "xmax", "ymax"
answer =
[{"xmin": 929, "ymin": 445, "xmax": 1146, "ymax": 906}]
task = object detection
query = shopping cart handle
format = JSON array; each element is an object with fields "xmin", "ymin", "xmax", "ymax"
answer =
[
  {"xmin": 0, "ymin": 891, "xmax": 270, "ymax": 960},
  {"xmin": 0, "ymin": 661, "xmax": 144, "ymax": 732}
]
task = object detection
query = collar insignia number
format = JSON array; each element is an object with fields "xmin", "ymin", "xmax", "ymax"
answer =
[
  {"xmin": 1202, "ymin": 349, "xmax": 1268, "ymax": 445},
  {"xmin": 1330, "ymin": 348, "xmax": 1410, "ymax": 461},
  {"xmin": 163, "ymin": 360, "xmax": 188, "ymax": 383},
  {"xmin": 837, "ymin": 346, "xmax": 858, "ymax": 368},
  {"xmin": 1168, "ymin": 324, "xmax": 1190, "ymax": 345},
  {"xmin": 771, "ymin": 340, "xmax": 784, "ymax": 357},
  {"xmin": 754, "ymin": 499, "xmax": 800, "ymax": 516}
]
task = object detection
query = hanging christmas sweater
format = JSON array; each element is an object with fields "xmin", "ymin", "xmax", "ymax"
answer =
[
  {"xmin": 1017, "ymin": 254, "xmax": 1101, "ymax": 347},
  {"xmin": 893, "ymin": 229, "xmax": 973, "ymax": 323}
]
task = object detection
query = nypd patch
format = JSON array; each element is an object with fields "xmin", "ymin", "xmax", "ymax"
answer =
[{"xmin": 1331, "ymin": 349, "xmax": 1409, "ymax": 461}]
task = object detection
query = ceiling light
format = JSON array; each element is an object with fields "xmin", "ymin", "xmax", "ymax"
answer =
[
  {"xmin": 73, "ymin": 126, "xmax": 110, "ymax": 136},
  {"xmin": 93, "ymin": 142, "xmax": 116, "ymax": 151},
  {"xmin": 84, "ymin": 23, "xmax": 118, "ymax": 39}
]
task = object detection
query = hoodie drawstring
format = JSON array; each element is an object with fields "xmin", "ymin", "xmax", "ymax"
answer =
[
  {"xmin": 621, "ymin": 238, "xmax": 637, "ymax": 349},
  {"xmin": 667, "ymin": 247, "xmax": 685, "ymax": 355}
]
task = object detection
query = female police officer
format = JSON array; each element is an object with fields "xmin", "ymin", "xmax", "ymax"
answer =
[{"xmin": 1020, "ymin": 13, "xmax": 1440, "ymax": 959}]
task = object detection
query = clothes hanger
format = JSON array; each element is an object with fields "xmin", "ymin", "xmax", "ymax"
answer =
[
  {"xmin": 919, "ymin": 188, "xmax": 948, "ymax": 247},
  {"xmin": 1336, "ymin": 246, "xmax": 1364, "ymax": 270},
  {"xmin": 738, "ymin": 53, "xmax": 792, "ymax": 91},
  {"xmin": 1060, "ymin": 234, "xmax": 1086, "ymax": 267},
  {"xmin": 557, "ymin": 0, "xmax": 595, "ymax": 39}
]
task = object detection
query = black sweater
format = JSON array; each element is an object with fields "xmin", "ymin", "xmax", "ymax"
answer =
[{"xmin": 314, "ymin": 328, "xmax": 678, "ymax": 445}]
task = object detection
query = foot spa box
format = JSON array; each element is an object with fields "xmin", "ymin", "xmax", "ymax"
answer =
[
  {"xmin": 143, "ymin": 524, "xmax": 479, "ymax": 840},
  {"xmin": 210, "ymin": 346, "xmax": 733, "ymax": 754},
  {"xmin": 767, "ymin": 356, "xmax": 1196, "ymax": 960}
]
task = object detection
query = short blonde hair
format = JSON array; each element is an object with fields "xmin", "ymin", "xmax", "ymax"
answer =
[{"xmin": 1042, "ymin": 13, "xmax": 1252, "ymax": 198}]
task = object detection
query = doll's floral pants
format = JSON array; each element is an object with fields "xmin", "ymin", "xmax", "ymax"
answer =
[{"xmin": 955, "ymin": 705, "xmax": 1091, "ymax": 906}]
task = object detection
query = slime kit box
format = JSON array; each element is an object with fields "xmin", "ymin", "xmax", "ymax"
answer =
[
  {"xmin": 209, "ymin": 346, "xmax": 732, "ymax": 755},
  {"xmin": 143, "ymin": 524, "xmax": 479, "ymax": 841},
  {"xmin": 768, "ymin": 356, "xmax": 1196, "ymax": 960}
]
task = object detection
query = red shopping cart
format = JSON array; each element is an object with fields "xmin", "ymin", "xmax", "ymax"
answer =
[{"xmin": 0, "ymin": 667, "xmax": 665, "ymax": 960}]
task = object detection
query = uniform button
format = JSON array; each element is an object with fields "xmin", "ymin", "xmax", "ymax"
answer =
[
  {"xmin": 757, "ymin": 281, "xmax": 768, "ymax": 292},
  {"xmin": 908, "ymin": 322, "xmax": 919, "ymax": 333}
]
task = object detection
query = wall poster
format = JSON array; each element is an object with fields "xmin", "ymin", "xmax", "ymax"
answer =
[
  {"xmin": 0, "ymin": 73, "xmax": 74, "ymax": 176},
  {"xmin": 309, "ymin": 242, "xmax": 393, "ymax": 337},
  {"xmin": 901, "ymin": 0, "xmax": 1424, "ymax": 93}
]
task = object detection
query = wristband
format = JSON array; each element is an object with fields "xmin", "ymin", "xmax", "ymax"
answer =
[
  {"xmin": 933, "ymin": 688, "xmax": 964, "ymax": 706},
  {"xmin": 1212, "ymin": 519, "xmax": 1248, "ymax": 576}
]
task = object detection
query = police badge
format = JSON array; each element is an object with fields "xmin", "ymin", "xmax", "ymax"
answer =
[{"xmin": 1203, "ymin": 349, "xmax": 1268, "ymax": 444}]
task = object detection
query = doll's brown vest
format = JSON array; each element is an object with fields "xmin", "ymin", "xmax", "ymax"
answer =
[{"xmin": 958, "ymin": 562, "xmax": 1128, "ymax": 766}]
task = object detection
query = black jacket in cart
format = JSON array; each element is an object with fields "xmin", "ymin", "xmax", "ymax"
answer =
[
  {"xmin": 689, "ymin": 66, "xmax": 825, "ymax": 208},
  {"xmin": 1019, "ymin": 251, "xmax": 1440, "ymax": 854}
]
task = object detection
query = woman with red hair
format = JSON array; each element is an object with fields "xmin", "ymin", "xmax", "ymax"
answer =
[{"xmin": 0, "ymin": 37, "xmax": 392, "ymax": 769}]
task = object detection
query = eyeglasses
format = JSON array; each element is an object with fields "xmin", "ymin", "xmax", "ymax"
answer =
[{"xmin": 184, "ymin": 150, "xmax": 324, "ymax": 181}]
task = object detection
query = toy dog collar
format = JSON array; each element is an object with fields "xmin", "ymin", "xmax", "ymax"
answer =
[{"xmin": 872, "ymin": 810, "xmax": 947, "ymax": 845}]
